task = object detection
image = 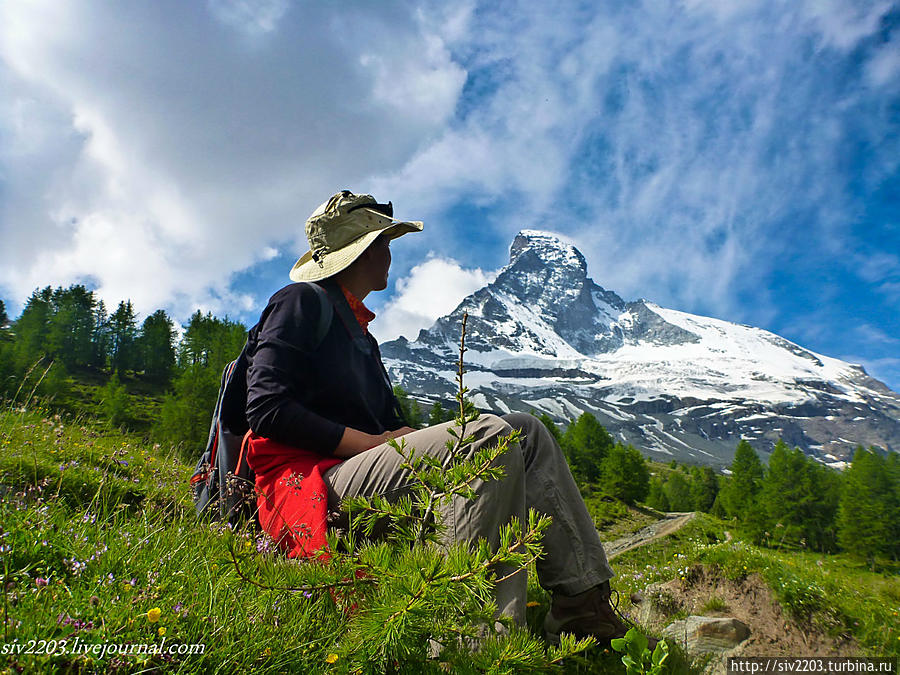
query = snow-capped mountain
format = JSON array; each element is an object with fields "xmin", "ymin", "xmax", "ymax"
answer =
[{"xmin": 381, "ymin": 230, "xmax": 900, "ymax": 467}]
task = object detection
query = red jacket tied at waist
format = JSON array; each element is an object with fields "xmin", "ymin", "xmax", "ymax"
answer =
[{"xmin": 248, "ymin": 434, "xmax": 342, "ymax": 558}]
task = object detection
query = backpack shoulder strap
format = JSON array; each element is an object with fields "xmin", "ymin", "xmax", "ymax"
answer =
[{"xmin": 304, "ymin": 281, "xmax": 333, "ymax": 349}]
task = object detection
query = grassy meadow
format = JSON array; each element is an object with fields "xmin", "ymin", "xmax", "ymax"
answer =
[{"xmin": 1, "ymin": 402, "xmax": 898, "ymax": 673}]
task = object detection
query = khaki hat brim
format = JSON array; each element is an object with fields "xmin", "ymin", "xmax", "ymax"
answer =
[{"xmin": 289, "ymin": 210, "xmax": 423, "ymax": 282}]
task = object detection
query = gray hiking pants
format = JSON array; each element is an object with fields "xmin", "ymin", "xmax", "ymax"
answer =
[{"xmin": 322, "ymin": 412, "xmax": 614, "ymax": 624}]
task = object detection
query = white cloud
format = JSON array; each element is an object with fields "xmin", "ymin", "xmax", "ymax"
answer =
[
  {"xmin": 866, "ymin": 29, "xmax": 900, "ymax": 87},
  {"xmin": 207, "ymin": 0, "xmax": 291, "ymax": 36},
  {"xmin": 0, "ymin": 0, "xmax": 896, "ymax": 398},
  {"xmin": 361, "ymin": 34, "xmax": 466, "ymax": 123},
  {"xmin": 259, "ymin": 246, "xmax": 279, "ymax": 261},
  {"xmin": 0, "ymin": 0, "xmax": 466, "ymax": 319},
  {"xmin": 853, "ymin": 251, "xmax": 900, "ymax": 284},
  {"xmin": 368, "ymin": 0, "xmax": 899, "ymax": 331},
  {"xmin": 371, "ymin": 255, "xmax": 494, "ymax": 342},
  {"xmin": 800, "ymin": 0, "xmax": 892, "ymax": 51},
  {"xmin": 856, "ymin": 323, "xmax": 900, "ymax": 346}
]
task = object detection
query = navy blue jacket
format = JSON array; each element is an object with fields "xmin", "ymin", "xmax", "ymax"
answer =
[{"xmin": 245, "ymin": 279, "xmax": 405, "ymax": 455}]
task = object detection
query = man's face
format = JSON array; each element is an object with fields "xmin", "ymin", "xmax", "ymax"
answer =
[{"xmin": 365, "ymin": 233, "xmax": 392, "ymax": 291}]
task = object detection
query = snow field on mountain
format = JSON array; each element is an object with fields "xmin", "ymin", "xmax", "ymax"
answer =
[{"xmin": 382, "ymin": 230, "xmax": 900, "ymax": 460}]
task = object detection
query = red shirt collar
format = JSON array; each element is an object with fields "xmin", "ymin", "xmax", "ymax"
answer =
[{"xmin": 338, "ymin": 284, "xmax": 376, "ymax": 333}]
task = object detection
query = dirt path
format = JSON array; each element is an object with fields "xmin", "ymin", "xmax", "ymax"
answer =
[{"xmin": 602, "ymin": 512, "xmax": 696, "ymax": 560}]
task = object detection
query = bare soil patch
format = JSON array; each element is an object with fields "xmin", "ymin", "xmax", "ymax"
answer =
[{"xmin": 637, "ymin": 566, "xmax": 859, "ymax": 657}]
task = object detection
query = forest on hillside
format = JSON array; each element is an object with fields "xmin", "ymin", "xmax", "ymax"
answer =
[
  {"xmin": 0, "ymin": 285, "xmax": 244, "ymax": 447},
  {"xmin": 1, "ymin": 285, "xmax": 898, "ymax": 568}
]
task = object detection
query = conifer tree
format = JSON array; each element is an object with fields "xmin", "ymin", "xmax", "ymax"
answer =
[
  {"xmin": 719, "ymin": 439, "xmax": 764, "ymax": 519},
  {"xmin": 886, "ymin": 452, "xmax": 900, "ymax": 559},
  {"xmin": 109, "ymin": 300, "xmax": 139, "ymax": 373},
  {"xmin": 13, "ymin": 286, "xmax": 53, "ymax": 370},
  {"xmin": 176, "ymin": 310, "xmax": 245, "ymax": 369},
  {"xmin": 97, "ymin": 371, "xmax": 131, "ymax": 427},
  {"xmin": 137, "ymin": 309, "xmax": 176, "ymax": 385},
  {"xmin": 0, "ymin": 301, "xmax": 15, "ymax": 394},
  {"xmin": 561, "ymin": 412, "xmax": 614, "ymax": 483},
  {"xmin": 534, "ymin": 411, "xmax": 563, "ymax": 445},
  {"xmin": 759, "ymin": 441, "xmax": 840, "ymax": 551},
  {"xmin": 837, "ymin": 447, "xmax": 892, "ymax": 567},
  {"xmin": 159, "ymin": 311, "xmax": 246, "ymax": 451},
  {"xmin": 393, "ymin": 385, "xmax": 423, "ymax": 428},
  {"xmin": 690, "ymin": 465, "xmax": 719, "ymax": 512},
  {"xmin": 709, "ymin": 493, "xmax": 726, "ymax": 519},
  {"xmin": 646, "ymin": 476, "xmax": 670, "ymax": 511},
  {"xmin": 599, "ymin": 443, "xmax": 649, "ymax": 505},
  {"xmin": 663, "ymin": 470, "xmax": 693, "ymax": 511},
  {"xmin": 46, "ymin": 285, "xmax": 96, "ymax": 369},
  {"xmin": 91, "ymin": 300, "xmax": 111, "ymax": 370},
  {"xmin": 802, "ymin": 459, "xmax": 841, "ymax": 551},
  {"xmin": 428, "ymin": 401, "xmax": 445, "ymax": 426},
  {"xmin": 759, "ymin": 441, "xmax": 802, "ymax": 542}
]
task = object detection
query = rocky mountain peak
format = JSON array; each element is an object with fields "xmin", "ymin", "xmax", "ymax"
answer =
[
  {"xmin": 494, "ymin": 230, "xmax": 590, "ymax": 308},
  {"xmin": 380, "ymin": 229, "xmax": 900, "ymax": 464},
  {"xmin": 508, "ymin": 229, "xmax": 587, "ymax": 275}
]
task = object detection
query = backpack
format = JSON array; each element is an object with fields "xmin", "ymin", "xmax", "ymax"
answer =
[{"xmin": 189, "ymin": 282, "xmax": 334, "ymax": 527}]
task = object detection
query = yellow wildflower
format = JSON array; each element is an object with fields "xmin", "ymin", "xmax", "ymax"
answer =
[
  {"xmin": 147, "ymin": 607, "xmax": 162, "ymax": 623},
  {"xmin": 325, "ymin": 653, "xmax": 339, "ymax": 664},
  {"xmin": 158, "ymin": 627, "xmax": 166, "ymax": 636}
]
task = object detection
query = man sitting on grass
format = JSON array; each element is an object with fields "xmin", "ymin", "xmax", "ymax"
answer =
[{"xmin": 242, "ymin": 189, "xmax": 648, "ymax": 646}]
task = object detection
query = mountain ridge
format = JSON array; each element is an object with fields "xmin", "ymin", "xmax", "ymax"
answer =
[{"xmin": 381, "ymin": 230, "xmax": 900, "ymax": 467}]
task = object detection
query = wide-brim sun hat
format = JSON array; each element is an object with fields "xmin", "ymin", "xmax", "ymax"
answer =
[{"xmin": 289, "ymin": 190, "xmax": 423, "ymax": 282}]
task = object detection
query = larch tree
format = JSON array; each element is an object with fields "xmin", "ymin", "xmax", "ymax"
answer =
[{"xmin": 837, "ymin": 447, "xmax": 892, "ymax": 568}]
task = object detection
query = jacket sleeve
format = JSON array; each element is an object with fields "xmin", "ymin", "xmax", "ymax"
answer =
[{"xmin": 245, "ymin": 285, "xmax": 345, "ymax": 455}]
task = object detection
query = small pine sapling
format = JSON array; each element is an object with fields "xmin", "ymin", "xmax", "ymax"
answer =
[{"xmin": 224, "ymin": 312, "xmax": 596, "ymax": 671}]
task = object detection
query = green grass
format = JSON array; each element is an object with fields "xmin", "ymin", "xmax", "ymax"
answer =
[
  {"xmin": 0, "ymin": 406, "xmax": 356, "ymax": 673},
  {"xmin": 700, "ymin": 595, "xmax": 728, "ymax": 613},
  {"xmin": 3, "ymin": 405, "xmax": 897, "ymax": 673},
  {"xmin": 10, "ymin": 364, "xmax": 167, "ymax": 437},
  {"xmin": 611, "ymin": 514, "xmax": 900, "ymax": 657},
  {"xmin": 2, "ymin": 405, "xmax": 604, "ymax": 673},
  {"xmin": 583, "ymin": 491, "xmax": 662, "ymax": 540}
]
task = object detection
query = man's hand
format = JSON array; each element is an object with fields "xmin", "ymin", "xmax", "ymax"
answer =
[
  {"xmin": 334, "ymin": 426, "xmax": 417, "ymax": 458},
  {"xmin": 390, "ymin": 426, "xmax": 416, "ymax": 439}
]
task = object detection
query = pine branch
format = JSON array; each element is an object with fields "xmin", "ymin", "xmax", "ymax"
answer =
[{"xmin": 224, "ymin": 537, "xmax": 376, "ymax": 594}]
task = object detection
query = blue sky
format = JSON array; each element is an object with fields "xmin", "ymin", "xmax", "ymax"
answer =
[{"xmin": 1, "ymin": 1, "xmax": 898, "ymax": 391}]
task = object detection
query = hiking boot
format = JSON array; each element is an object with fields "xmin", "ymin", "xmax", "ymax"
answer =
[{"xmin": 543, "ymin": 581, "xmax": 658, "ymax": 650}]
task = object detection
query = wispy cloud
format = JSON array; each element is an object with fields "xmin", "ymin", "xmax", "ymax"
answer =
[
  {"xmin": 0, "ymin": 0, "xmax": 897, "ymax": 389},
  {"xmin": 0, "ymin": 0, "xmax": 464, "ymax": 317},
  {"xmin": 856, "ymin": 323, "xmax": 900, "ymax": 346},
  {"xmin": 371, "ymin": 255, "xmax": 494, "ymax": 342},
  {"xmin": 376, "ymin": 1, "xmax": 898, "ymax": 324},
  {"xmin": 207, "ymin": 0, "xmax": 291, "ymax": 36}
]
